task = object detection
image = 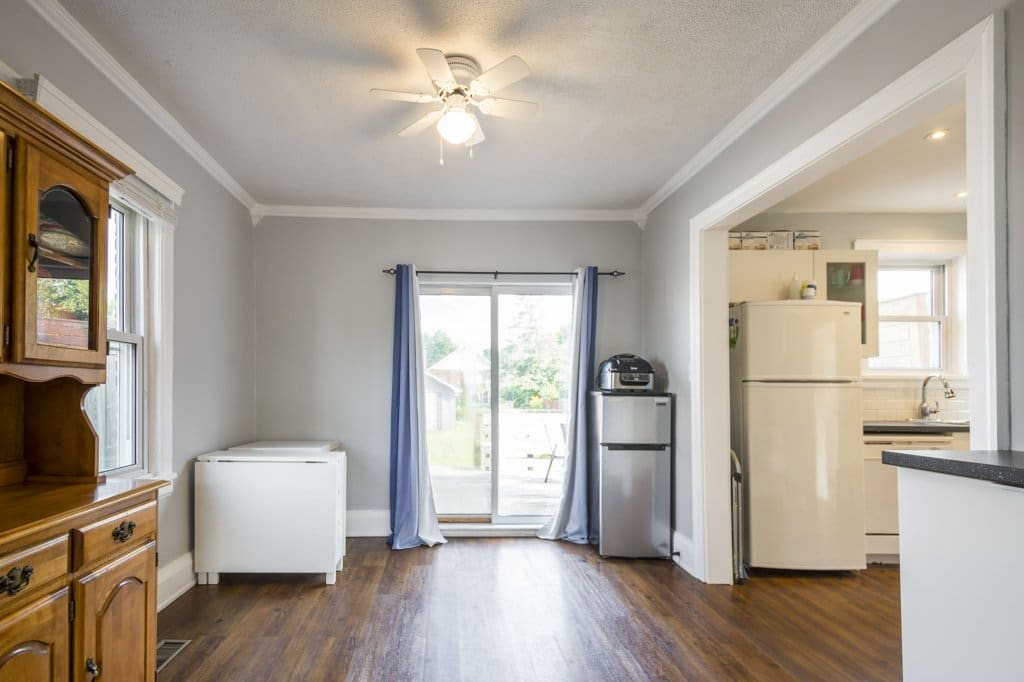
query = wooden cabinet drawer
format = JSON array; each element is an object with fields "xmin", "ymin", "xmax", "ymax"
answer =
[
  {"xmin": 73, "ymin": 502, "xmax": 156, "ymax": 568},
  {"xmin": 0, "ymin": 536, "xmax": 69, "ymax": 610}
]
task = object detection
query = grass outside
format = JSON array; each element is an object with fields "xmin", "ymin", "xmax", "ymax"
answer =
[{"xmin": 427, "ymin": 420, "xmax": 479, "ymax": 469}]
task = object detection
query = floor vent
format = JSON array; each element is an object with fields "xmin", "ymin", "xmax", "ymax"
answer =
[{"xmin": 155, "ymin": 639, "xmax": 190, "ymax": 673}]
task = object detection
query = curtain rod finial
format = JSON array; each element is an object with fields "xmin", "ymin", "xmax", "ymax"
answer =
[{"xmin": 383, "ymin": 268, "xmax": 397, "ymax": 275}]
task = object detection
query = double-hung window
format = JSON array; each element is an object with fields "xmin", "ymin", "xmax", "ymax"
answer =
[
  {"xmin": 855, "ymin": 236, "xmax": 969, "ymax": 377},
  {"xmin": 85, "ymin": 202, "xmax": 145, "ymax": 474},
  {"xmin": 868, "ymin": 265, "xmax": 947, "ymax": 371}
]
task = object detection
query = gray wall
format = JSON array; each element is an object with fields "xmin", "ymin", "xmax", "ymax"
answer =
[
  {"xmin": 1008, "ymin": 2, "xmax": 1024, "ymax": 446},
  {"xmin": 0, "ymin": 2, "xmax": 255, "ymax": 563},
  {"xmin": 735, "ymin": 212, "xmax": 967, "ymax": 250},
  {"xmin": 642, "ymin": 0, "xmax": 1017, "ymax": 543},
  {"xmin": 253, "ymin": 217, "xmax": 642, "ymax": 514}
]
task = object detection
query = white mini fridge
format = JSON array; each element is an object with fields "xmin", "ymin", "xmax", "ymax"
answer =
[
  {"xmin": 730, "ymin": 301, "xmax": 865, "ymax": 571},
  {"xmin": 194, "ymin": 441, "xmax": 346, "ymax": 585}
]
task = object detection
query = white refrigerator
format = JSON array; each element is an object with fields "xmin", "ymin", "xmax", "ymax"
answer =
[{"xmin": 730, "ymin": 301, "xmax": 865, "ymax": 570}]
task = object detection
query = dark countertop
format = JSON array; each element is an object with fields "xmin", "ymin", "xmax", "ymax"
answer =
[
  {"xmin": 864, "ymin": 421, "xmax": 970, "ymax": 434},
  {"xmin": 882, "ymin": 449, "xmax": 1024, "ymax": 487}
]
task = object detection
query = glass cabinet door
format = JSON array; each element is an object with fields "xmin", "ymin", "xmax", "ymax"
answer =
[
  {"xmin": 14, "ymin": 141, "xmax": 108, "ymax": 368},
  {"xmin": 814, "ymin": 250, "xmax": 879, "ymax": 358},
  {"xmin": 35, "ymin": 187, "xmax": 94, "ymax": 349}
]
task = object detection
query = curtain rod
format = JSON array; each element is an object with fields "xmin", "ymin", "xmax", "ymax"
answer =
[{"xmin": 381, "ymin": 268, "xmax": 625, "ymax": 278}]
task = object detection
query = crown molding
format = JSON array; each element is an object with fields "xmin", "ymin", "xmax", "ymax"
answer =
[
  {"xmin": 16, "ymin": 74, "xmax": 185, "ymax": 206},
  {"xmin": 638, "ymin": 0, "xmax": 900, "ymax": 219},
  {"xmin": 25, "ymin": 0, "xmax": 256, "ymax": 210},
  {"xmin": 252, "ymin": 203, "xmax": 643, "ymax": 226}
]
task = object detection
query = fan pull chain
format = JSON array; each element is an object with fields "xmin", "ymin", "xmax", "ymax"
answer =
[{"xmin": 439, "ymin": 137, "xmax": 444, "ymax": 166}]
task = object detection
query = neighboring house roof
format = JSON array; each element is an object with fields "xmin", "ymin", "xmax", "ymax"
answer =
[
  {"xmin": 424, "ymin": 371, "xmax": 462, "ymax": 396},
  {"xmin": 428, "ymin": 347, "xmax": 489, "ymax": 374}
]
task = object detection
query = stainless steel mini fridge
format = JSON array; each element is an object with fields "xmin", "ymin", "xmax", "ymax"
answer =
[{"xmin": 589, "ymin": 392, "xmax": 673, "ymax": 558}]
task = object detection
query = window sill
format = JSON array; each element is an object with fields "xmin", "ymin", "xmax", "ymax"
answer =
[
  {"xmin": 862, "ymin": 374, "xmax": 968, "ymax": 388},
  {"xmin": 105, "ymin": 470, "xmax": 177, "ymax": 498}
]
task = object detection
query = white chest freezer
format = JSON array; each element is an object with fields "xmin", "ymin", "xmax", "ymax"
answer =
[{"xmin": 194, "ymin": 440, "xmax": 346, "ymax": 585}]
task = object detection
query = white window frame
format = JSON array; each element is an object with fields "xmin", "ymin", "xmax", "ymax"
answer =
[
  {"xmin": 100, "ymin": 200, "xmax": 146, "ymax": 476},
  {"xmin": 856, "ymin": 239, "xmax": 968, "ymax": 380},
  {"xmin": 106, "ymin": 176, "xmax": 177, "ymax": 497}
]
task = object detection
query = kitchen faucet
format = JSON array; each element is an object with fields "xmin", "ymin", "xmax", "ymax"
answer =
[{"xmin": 920, "ymin": 375, "xmax": 956, "ymax": 419}]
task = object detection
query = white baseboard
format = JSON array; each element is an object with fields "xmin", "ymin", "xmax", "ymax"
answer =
[
  {"xmin": 672, "ymin": 530, "xmax": 700, "ymax": 578},
  {"xmin": 157, "ymin": 551, "xmax": 196, "ymax": 612},
  {"xmin": 347, "ymin": 509, "xmax": 391, "ymax": 537}
]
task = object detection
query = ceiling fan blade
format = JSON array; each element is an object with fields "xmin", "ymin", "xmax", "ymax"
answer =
[
  {"xmin": 465, "ymin": 125, "xmax": 485, "ymax": 147},
  {"xmin": 370, "ymin": 89, "xmax": 438, "ymax": 104},
  {"xmin": 398, "ymin": 110, "xmax": 443, "ymax": 137},
  {"xmin": 477, "ymin": 97, "xmax": 538, "ymax": 120},
  {"xmin": 416, "ymin": 48, "xmax": 456, "ymax": 89},
  {"xmin": 470, "ymin": 56, "xmax": 530, "ymax": 95}
]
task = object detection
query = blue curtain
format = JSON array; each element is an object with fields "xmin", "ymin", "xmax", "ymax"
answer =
[
  {"xmin": 539, "ymin": 266, "xmax": 598, "ymax": 543},
  {"xmin": 389, "ymin": 264, "xmax": 446, "ymax": 550}
]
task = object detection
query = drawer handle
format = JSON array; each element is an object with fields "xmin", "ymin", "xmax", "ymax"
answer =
[
  {"xmin": 0, "ymin": 565, "xmax": 33, "ymax": 596},
  {"xmin": 112, "ymin": 520, "xmax": 136, "ymax": 543}
]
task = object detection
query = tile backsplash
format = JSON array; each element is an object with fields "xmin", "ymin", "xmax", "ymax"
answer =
[{"xmin": 862, "ymin": 381, "xmax": 970, "ymax": 422}]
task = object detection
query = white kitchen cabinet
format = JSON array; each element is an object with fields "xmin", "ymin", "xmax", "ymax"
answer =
[
  {"xmin": 727, "ymin": 249, "xmax": 878, "ymax": 357},
  {"xmin": 728, "ymin": 251, "xmax": 814, "ymax": 303},
  {"xmin": 813, "ymin": 250, "xmax": 879, "ymax": 357},
  {"xmin": 863, "ymin": 434, "xmax": 952, "ymax": 560}
]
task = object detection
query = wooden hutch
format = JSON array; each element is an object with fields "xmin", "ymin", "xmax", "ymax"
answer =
[{"xmin": 0, "ymin": 81, "xmax": 165, "ymax": 680}]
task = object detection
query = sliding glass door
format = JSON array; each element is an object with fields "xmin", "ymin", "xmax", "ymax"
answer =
[
  {"xmin": 419, "ymin": 292, "xmax": 492, "ymax": 518},
  {"xmin": 420, "ymin": 284, "xmax": 573, "ymax": 523}
]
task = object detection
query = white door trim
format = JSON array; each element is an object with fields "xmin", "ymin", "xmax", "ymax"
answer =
[{"xmin": 686, "ymin": 15, "xmax": 1007, "ymax": 584}]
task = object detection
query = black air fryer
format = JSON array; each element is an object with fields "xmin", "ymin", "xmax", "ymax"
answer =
[{"xmin": 597, "ymin": 354, "xmax": 655, "ymax": 392}]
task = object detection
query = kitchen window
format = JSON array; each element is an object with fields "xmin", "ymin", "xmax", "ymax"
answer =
[
  {"xmin": 867, "ymin": 265, "xmax": 947, "ymax": 371},
  {"xmin": 86, "ymin": 203, "xmax": 145, "ymax": 473},
  {"xmin": 856, "ymin": 239, "xmax": 967, "ymax": 376}
]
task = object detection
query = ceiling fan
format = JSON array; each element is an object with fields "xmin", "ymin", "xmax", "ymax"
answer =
[{"xmin": 371, "ymin": 48, "xmax": 538, "ymax": 155}]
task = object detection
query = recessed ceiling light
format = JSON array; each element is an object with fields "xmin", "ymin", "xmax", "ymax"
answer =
[
  {"xmin": 955, "ymin": 191, "xmax": 968, "ymax": 198},
  {"xmin": 925, "ymin": 129, "xmax": 950, "ymax": 141}
]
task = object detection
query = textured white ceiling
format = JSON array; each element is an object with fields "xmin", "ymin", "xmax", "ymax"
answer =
[
  {"xmin": 768, "ymin": 100, "xmax": 966, "ymax": 213},
  {"xmin": 58, "ymin": 0, "xmax": 859, "ymax": 210}
]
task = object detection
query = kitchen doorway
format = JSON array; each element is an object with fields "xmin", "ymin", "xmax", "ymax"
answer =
[
  {"xmin": 419, "ymin": 283, "xmax": 574, "ymax": 524},
  {"xmin": 687, "ymin": 16, "xmax": 1007, "ymax": 583}
]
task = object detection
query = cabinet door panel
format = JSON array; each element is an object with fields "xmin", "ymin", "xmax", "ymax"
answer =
[
  {"xmin": 863, "ymin": 456, "xmax": 899, "ymax": 534},
  {"xmin": 813, "ymin": 250, "xmax": 879, "ymax": 357},
  {"xmin": 12, "ymin": 140, "xmax": 108, "ymax": 368},
  {"xmin": 0, "ymin": 129, "xmax": 8, "ymax": 365},
  {"xmin": 74, "ymin": 541, "xmax": 155, "ymax": 682},
  {"xmin": 0, "ymin": 587, "xmax": 69, "ymax": 682}
]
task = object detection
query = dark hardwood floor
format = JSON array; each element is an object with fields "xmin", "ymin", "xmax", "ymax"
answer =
[{"xmin": 158, "ymin": 538, "xmax": 901, "ymax": 681}]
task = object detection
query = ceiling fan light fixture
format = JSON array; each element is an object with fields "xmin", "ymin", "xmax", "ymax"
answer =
[{"xmin": 436, "ymin": 106, "xmax": 478, "ymax": 145}]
